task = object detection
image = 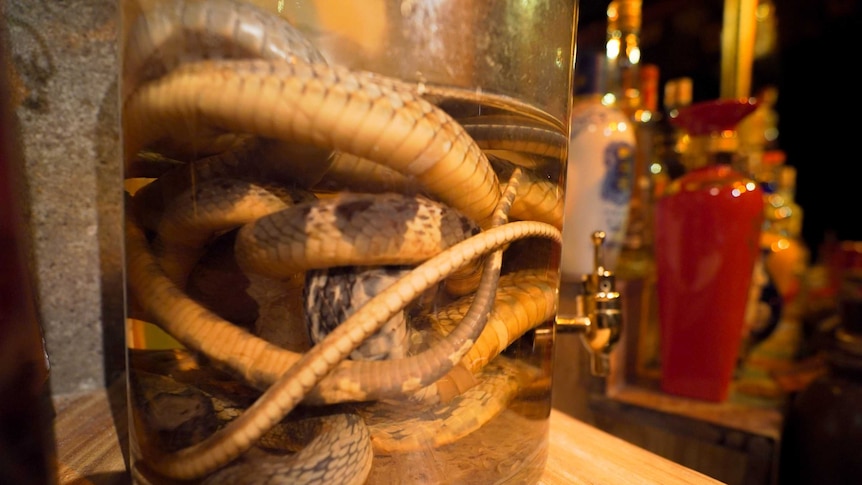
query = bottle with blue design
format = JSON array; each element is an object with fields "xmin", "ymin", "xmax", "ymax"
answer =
[{"xmin": 560, "ymin": 51, "xmax": 636, "ymax": 283}]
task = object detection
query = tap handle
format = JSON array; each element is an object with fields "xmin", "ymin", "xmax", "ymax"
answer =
[
  {"xmin": 590, "ymin": 351, "xmax": 611, "ymax": 376},
  {"xmin": 555, "ymin": 230, "xmax": 624, "ymax": 377},
  {"xmin": 591, "ymin": 230, "xmax": 606, "ymax": 277}
]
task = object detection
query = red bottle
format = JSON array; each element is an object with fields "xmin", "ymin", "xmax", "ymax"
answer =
[{"xmin": 654, "ymin": 99, "xmax": 764, "ymax": 401}]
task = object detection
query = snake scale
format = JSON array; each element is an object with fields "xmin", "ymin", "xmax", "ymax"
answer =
[{"xmin": 122, "ymin": 0, "xmax": 566, "ymax": 483}]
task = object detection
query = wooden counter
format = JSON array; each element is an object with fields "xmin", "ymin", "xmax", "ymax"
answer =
[{"xmin": 54, "ymin": 380, "xmax": 724, "ymax": 485}]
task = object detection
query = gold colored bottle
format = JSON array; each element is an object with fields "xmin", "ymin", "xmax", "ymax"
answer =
[
  {"xmin": 603, "ymin": 0, "xmax": 663, "ymax": 384},
  {"xmin": 618, "ymin": 61, "xmax": 667, "ymax": 383},
  {"xmin": 657, "ymin": 76, "xmax": 693, "ymax": 181}
]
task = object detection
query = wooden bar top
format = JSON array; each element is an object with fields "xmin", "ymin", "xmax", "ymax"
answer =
[{"xmin": 54, "ymin": 380, "xmax": 724, "ymax": 485}]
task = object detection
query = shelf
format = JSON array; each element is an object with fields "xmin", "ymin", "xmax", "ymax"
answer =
[
  {"xmin": 586, "ymin": 383, "xmax": 784, "ymax": 485},
  {"xmin": 605, "ymin": 384, "xmax": 783, "ymax": 440}
]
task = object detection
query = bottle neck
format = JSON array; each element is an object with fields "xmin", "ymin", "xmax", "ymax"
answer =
[
  {"xmin": 683, "ymin": 134, "xmax": 744, "ymax": 172},
  {"xmin": 604, "ymin": 0, "xmax": 642, "ymax": 117}
]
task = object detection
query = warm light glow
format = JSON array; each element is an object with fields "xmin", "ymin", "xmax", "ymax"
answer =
[
  {"xmin": 625, "ymin": 35, "xmax": 641, "ymax": 64},
  {"xmin": 634, "ymin": 108, "xmax": 652, "ymax": 123},
  {"xmin": 604, "ymin": 120, "xmax": 629, "ymax": 136},
  {"xmin": 765, "ymin": 127, "xmax": 779, "ymax": 142},
  {"xmin": 606, "ymin": 37, "xmax": 621, "ymax": 61},
  {"xmin": 728, "ymin": 181, "xmax": 757, "ymax": 198},
  {"xmin": 649, "ymin": 162, "xmax": 663, "ymax": 175},
  {"xmin": 755, "ymin": 1, "xmax": 771, "ymax": 21}
]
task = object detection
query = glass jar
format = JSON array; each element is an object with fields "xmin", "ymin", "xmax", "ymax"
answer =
[{"xmin": 119, "ymin": 1, "xmax": 577, "ymax": 483}]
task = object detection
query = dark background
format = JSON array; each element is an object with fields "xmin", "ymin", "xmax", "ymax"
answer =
[{"xmin": 576, "ymin": 0, "xmax": 862, "ymax": 262}]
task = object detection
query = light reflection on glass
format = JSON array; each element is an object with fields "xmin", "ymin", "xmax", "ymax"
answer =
[
  {"xmin": 606, "ymin": 37, "xmax": 621, "ymax": 60},
  {"xmin": 625, "ymin": 34, "xmax": 640, "ymax": 64}
]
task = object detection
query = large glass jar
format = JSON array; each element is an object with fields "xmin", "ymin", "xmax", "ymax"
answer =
[{"xmin": 119, "ymin": 1, "xmax": 577, "ymax": 483}]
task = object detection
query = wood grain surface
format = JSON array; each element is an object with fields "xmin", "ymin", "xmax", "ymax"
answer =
[{"xmin": 53, "ymin": 380, "xmax": 724, "ymax": 485}]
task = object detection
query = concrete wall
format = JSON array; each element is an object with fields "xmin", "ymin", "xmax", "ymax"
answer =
[{"xmin": 4, "ymin": 0, "xmax": 124, "ymax": 396}]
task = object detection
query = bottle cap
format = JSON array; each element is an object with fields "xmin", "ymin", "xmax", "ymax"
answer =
[
  {"xmin": 670, "ymin": 98, "xmax": 758, "ymax": 136},
  {"xmin": 762, "ymin": 149, "xmax": 786, "ymax": 166},
  {"xmin": 639, "ymin": 64, "xmax": 659, "ymax": 112},
  {"xmin": 664, "ymin": 77, "xmax": 693, "ymax": 111},
  {"xmin": 675, "ymin": 77, "xmax": 693, "ymax": 105},
  {"xmin": 777, "ymin": 165, "xmax": 796, "ymax": 191},
  {"xmin": 614, "ymin": 0, "xmax": 642, "ymax": 31}
]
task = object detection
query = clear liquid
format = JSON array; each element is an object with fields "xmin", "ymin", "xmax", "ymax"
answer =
[
  {"xmin": 121, "ymin": 1, "xmax": 568, "ymax": 482},
  {"xmin": 123, "ymin": 85, "xmax": 564, "ymax": 484}
]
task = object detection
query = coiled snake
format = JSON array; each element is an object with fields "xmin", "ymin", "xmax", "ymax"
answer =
[{"xmin": 122, "ymin": 0, "xmax": 566, "ymax": 483}]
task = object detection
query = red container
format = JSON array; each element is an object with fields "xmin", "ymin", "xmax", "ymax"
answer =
[{"xmin": 655, "ymin": 99, "xmax": 763, "ymax": 401}]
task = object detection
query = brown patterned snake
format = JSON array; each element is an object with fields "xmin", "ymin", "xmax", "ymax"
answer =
[{"xmin": 122, "ymin": 0, "xmax": 565, "ymax": 483}]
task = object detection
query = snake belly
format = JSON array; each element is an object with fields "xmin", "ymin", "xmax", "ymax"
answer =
[{"xmin": 122, "ymin": 0, "xmax": 565, "ymax": 483}]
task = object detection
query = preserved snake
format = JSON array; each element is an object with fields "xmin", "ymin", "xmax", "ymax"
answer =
[{"xmin": 122, "ymin": 0, "xmax": 566, "ymax": 483}]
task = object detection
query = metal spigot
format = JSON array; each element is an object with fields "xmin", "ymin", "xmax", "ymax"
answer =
[{"xmin": 556, "ymin": 231, "xmax": 623, "ymax": 376}]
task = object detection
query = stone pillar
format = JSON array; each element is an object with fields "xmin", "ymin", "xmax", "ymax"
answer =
[{"xmin": 3, "ymin": 0, "xmax": 124, "ymax": 396}]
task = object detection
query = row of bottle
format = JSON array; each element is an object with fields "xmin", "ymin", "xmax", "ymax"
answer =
[{"xmin": 561, "ymin": 0, "xmax": 809, "ymax": 403}]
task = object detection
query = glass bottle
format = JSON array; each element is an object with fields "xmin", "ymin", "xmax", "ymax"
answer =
[
  {"xmin": 118, "ymin": 1, "xmax": 577, "ymax": 483},
  {"xmin": 603, "ymin": 0, "xmax": 666, "ymax": 384},
  {"xmin": 636, "ymin": 64, "xmax": 666, "ymax": 201},
  {"xmin": 615, "ymin": 62, "xmax": 665, "ymax": 383},
  {"xmin": 734, "ymin": 156, "xmax": 810, "ymax": 405},
  {"xmin": 603, "ymin": 0, "xmax": 644, "ymax": 247},
  {"xmin": 657, "ymin": 76, "xmax": 693, "ymax": 181},
  {"xmin": 604, "ymin": 0, "xmax": 642, "ymax": 117},
  {"xmin": 738, "ymin": 85, "xmax": 780, "ymax": 177},
  {"xmin": 655, "ymin": 99, "xmax": 764, "ymax": 402},
  {"xmin": 604, "ymin": 0, "xmax": 644, "ymax": 264},
  {"xmin": 561, "ymin": 51, "xmax": 635, "ymax": 281},
  {"xmin": 761, "ymin": 161, "xmax": 808, "ymax": 310}
]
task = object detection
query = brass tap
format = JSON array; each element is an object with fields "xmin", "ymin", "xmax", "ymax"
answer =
[{"xmin": 556, "ymin": 231, "xmax": 623, "ymax": 376}]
